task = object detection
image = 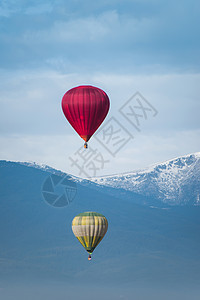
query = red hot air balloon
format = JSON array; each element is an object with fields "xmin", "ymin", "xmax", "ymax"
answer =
[{"xmin": 62, "ymin": 85, "xmax": 110, "ymax": 148}]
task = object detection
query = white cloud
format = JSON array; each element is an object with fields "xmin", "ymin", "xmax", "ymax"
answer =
[
  {"xmin": 18, "ymin": 9, "xmax": 158, "ymax": 52},
  {"xmin": 1, "ymin": 1, "xmax": 199, "ymax": 73}
]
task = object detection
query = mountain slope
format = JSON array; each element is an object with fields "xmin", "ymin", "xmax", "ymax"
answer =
[
  {"xmin": 90, "ymin": 152, "xmax": 200, "ymax": 205},
  {"xmin": 1, "ymin": 159, "xmax": 200, "ymax": 299}
]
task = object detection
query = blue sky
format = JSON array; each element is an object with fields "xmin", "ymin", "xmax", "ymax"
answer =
[
  {"xmin": 1, "ymin": 0, "xmax": 200, "ymax": 72},
  {"xmin": 0, "ymin": 0, "xmax": 200, "ymax": 177}
]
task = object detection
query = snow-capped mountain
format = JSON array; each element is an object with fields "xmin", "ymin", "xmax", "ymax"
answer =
[
  {"xmin": 4, "ymin": 152, "xmax": 200, "ymax": 206},
  {"xmin": 90, "ymin": 153, "xmax": 200, "ymax": 206}
]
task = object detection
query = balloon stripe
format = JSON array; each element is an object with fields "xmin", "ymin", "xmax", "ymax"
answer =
[
  {"xmin": 77, "ymin": 236, "xmax": 86, "ymax": 248},
  {"xmin": 89, "ymin": 87, "xmax": 97, "ymax": 137},
  {"xmin": 70, "ymin": 90, "xmax": 77, "ymax": 130},
  {"xmin": 91, "ymin": 87, "xmax": 103, "ymax": 134},
  {"xmin": 80, "ymin": 87, "xmax": 85, "ymax": 133},
  {"xmin": 92, "ymin": 217, "xmax": 100, "ymax": 248},
  {"xmin": 86, "ymin": 88, "xmax": 92, "ymax": 133},
  {"xmin": 76, "ymin": 216, "xmax": 81, "ymax": 226},
  {"xmin": 75, "ymin": 89, "xmax": 81, "ymax": 134}
]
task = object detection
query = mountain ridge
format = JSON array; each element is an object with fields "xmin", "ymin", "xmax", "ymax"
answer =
[
  {"xmin": 2, "ymin": 151, "xmax": 200, "ymax": 178},
  {"xmin": 1, "ymin": 151, "xmax": 200, "ymax": 206},
  {"xmin": 90, "ymin": 152, "xmax": 200, "ymax": 206}
]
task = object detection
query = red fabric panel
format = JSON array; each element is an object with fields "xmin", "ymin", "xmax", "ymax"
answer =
[{"xmin": 62, "ymin": 85, "xmax": 110, "ymax": 142}]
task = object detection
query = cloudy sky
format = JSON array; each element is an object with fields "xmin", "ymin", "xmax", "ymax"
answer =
[{"xmin": 0, "ymin": 0, "xmax": 200, "ymax": 177}]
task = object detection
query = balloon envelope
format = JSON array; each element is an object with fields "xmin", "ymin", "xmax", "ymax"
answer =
[
  {"xmin": 62, "ymin": 85, "xmax": 110, "ymax": 143},
  {"xmin": 72, "ymin": 212, "xmax": 108, "ymax": 254}
]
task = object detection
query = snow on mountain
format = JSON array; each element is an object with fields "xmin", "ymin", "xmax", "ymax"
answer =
[
  {"xmin": 2, "ymin": 152, "xmax": 200, "ymax": 206},
  {"xmin": 90, "ymin": 153, "xmax": 200, "ymax": 205}
]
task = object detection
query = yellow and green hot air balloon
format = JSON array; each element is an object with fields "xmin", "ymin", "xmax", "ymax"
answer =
[{"xmin": 72, "ymin": 212, "xmax": 108, "ymax": 260}]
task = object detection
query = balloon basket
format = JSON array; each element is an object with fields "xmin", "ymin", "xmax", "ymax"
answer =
[{"xmin": 88, "ymin": 254, "xmax": 92, "ymax": 261}]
